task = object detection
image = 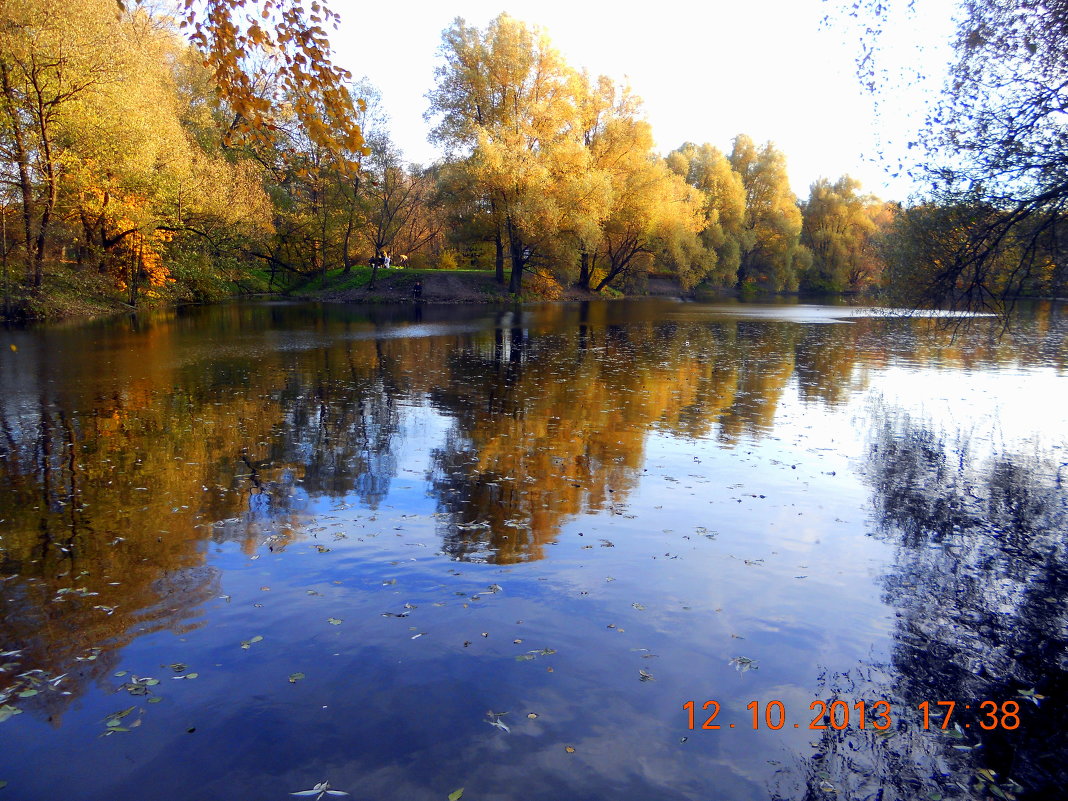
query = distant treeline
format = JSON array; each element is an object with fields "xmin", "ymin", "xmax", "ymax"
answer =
[{"xmin": 0, "ymin": 5, "xmax": 1063, "ymax": 318}]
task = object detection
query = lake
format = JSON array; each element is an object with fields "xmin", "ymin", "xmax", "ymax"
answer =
[{"xmin": 1, "ymin": 298, "xmax": 1066, "ymax": 801}]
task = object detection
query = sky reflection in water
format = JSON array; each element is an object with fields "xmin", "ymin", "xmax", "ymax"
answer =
[{"xmin": 0, "ymin": 299, "xmax": 1066, "ymax": 801}]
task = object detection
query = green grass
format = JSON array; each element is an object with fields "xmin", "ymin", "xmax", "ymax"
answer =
[{"xmin": 295, "ymin": 266, "xmax": 499, "ymax": 297}]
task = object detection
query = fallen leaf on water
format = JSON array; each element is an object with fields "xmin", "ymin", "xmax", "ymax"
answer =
[
  {"xmin": 639, "ymin": 669, "xmax": 654, "ymax": 682},
  {"xmin": 565, "ymin": 745, "xmax": 575, "ymax": 753},
  {"xmin": 728, "ymin": 656, "xmax": 758, "ymax": 673},
  {"xmin": 289, "ymin": 673, "xmax": 305, "ymax": 683},
  {"xmin": 16, "ymin": 689, "xmax": 37, "ymax": 698},
  {"xmin": 448, "ymin": 789, "xmax": 464, "ymax": 801},
  {"xmin": 327, "ymin": 618, "xmax": 342, "ymax": 625},
  {"xmin": 527, "ymin": 712, "xmax": 538, "ymax": 719},
  {"xmin": 290, "ymin": 778, "xmax": 349, "ymax": 798},
  {"xmin": 103, "ymin": 706, "xmax": 136, "ymax": 726}
]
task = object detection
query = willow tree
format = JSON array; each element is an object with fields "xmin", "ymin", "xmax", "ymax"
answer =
[
  {"xmin": 728, "ymin": 134, "xmax": 806, "ymax": 291},
  {"xmin": 587, "ymin": 124, "xmax": 703, "ymax": 292},
  {"xmin": 666, "ymin": 142, "xmax": 747, "ymax": 287},
  {"xmin": 800, "ymin": 175, "xmax": 885, "ymax": 292},
  {"xmin": 426, "ymin": 14, "xmax": 592, "ymax": 293}
]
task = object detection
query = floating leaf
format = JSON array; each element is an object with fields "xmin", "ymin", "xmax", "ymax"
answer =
[
  {"xmin": 327, "ymin": 618, "xmax": 342, "ymax": 625},
  {"xmin": 290, "ymin": 779, "xmax": 349, "ymax": 798},
  {"xmin": 113, "ymin": 671, "xmax": 128, "ymax": 678},
  {"xmin": 448, "ymin": 790, "xmax": 464, "ymax": 801},
  {"xmin": 728, "ymin": 656, "xmax": 758, "ymax": 673},
  {"xmin": 638, "ymin": 669, "xmax": 654, "ymax": 681},
  {"xmin": 527, "ymin": 712, "xmax": 538, "ymax": 719},
  {"xmin": 16, "ymin": 689, "xmax": 37, "ymax": 698},
  {"xmin": 564, "ymin": 745, "xmax": 575, "ymax": 753},
  {"xmin": 103, "ymin": 706, "xmax": 135, "ymax": 724},
  {"xmin": 289, "ymin": 673, "xmax": 305, "ymax": 683}
]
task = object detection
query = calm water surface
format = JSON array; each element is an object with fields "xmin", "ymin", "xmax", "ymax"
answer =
[{"xmin": 1, "ymin": 299, "xmax": 1066, "ymax": 801}]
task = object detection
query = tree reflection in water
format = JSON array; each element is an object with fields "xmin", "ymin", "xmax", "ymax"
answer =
[{"xmin": 775, "ymin": 407, "xmax": 1068, "ymax": 801}]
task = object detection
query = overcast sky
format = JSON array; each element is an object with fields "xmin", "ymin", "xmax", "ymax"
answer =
[{"xmin": 327, "ymin": 0, "xmax": 958, "ymax": 201}]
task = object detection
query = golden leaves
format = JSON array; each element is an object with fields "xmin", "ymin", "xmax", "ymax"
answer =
[{"xmin": 183, "ymin": 0, "xmax": 366, "ymax": 163}]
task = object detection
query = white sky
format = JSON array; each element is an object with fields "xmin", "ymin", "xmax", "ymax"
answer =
[{"xmin": 327, "ymin": 0, "xmax": 959, "ymax": 201}]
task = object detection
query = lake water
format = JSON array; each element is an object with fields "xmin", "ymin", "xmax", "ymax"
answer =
[{"xmin": 1, "ymin": 298, "xmax": 1066, "ymax": 801}]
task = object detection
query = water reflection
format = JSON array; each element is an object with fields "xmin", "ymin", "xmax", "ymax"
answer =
[
  {"xmin": 771, "ymin": 406, "xmax": 1068, "ymax": 801},
  {"xmin": 0, "ymin": 300, "xmax": 1065, "ymax": 800}
]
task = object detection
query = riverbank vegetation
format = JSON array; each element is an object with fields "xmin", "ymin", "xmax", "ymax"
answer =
[{"xmin": 0, "ymin": 2, "xmax": 1063, "ymax": 320}]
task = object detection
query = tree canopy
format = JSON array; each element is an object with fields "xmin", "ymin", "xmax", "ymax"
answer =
[{"xmin": 843, "ymin": 0, "xmax": 1068, "ymax": 310}]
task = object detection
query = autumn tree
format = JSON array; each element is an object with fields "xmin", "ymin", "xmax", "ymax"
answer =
[
  {"xmin": 799, "ymin": 175, "xmax": 886, "ymax": 292},
  {"xmin": 426, "ymin": 14, "xmax": 591, "ymax": 293},
  {"xmin": 666, "ymin": 142, "xmax": 747, "ymax": 287},
  {"xmin": 841, "ymin": 0, "xmax": 1068, "ymax": 310},
  {"xmin": 180, "ymin": 0, "xmax": 367, "ymax": 166},
  {"xmin": 0, "ymin": 0, "xmax": 125, "ymax": 287},
  {"xmin": 729, "ymin": 134, "xmax": 806, "ymax": 291},
  {"xmin": 590, "ymin": 151, "xmax": 702, "ymax": 293}
]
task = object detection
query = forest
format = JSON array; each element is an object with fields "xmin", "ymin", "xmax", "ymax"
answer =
[{"xmin": 0, "ymin": 1, "xmax": 1064, "ymax": 320}]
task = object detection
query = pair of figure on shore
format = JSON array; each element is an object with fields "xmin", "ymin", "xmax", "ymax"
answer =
[{"xmin": 370, "ymin": 253, "xmax": 409, "ymax": 270}]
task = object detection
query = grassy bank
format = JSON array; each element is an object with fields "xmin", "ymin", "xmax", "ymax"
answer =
[
  {"xmin": 0, "ymin": 262, "xmax": 277, "ymax": 323},
  {"xmin": 1, "ymin": 263, "xmax": 694, "ymax": 324},
  {"xmin": 293, "ymin": 266, "xmax": 514, "ymax": 304}
]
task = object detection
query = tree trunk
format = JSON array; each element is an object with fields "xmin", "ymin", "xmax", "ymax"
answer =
[
  {"xmin": 368, "ymin": 252, "xmax": 380, "ymax": 291},
  {"xmin": 494, "ymin": 229, "xmax": 505, "ymax": 285},
  {"xmin": 32, "ymin": 82, "xmax": 58, "ymax": 289},
  {"xmin": 578, "ymin": 250, "xmax": 590, "ymax": 290},
  {"xmin": 1, "ymin": 61, "xmax": 35, "ymax": 285},
  {"xmin": 507, "ymin": 219, "xmax": 525, "ymax": 294}
]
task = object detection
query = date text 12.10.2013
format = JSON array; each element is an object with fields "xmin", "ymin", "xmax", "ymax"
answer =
[{"xmin": 683, "ymin": 700, "xmax": 1021, "ymax": 731}]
